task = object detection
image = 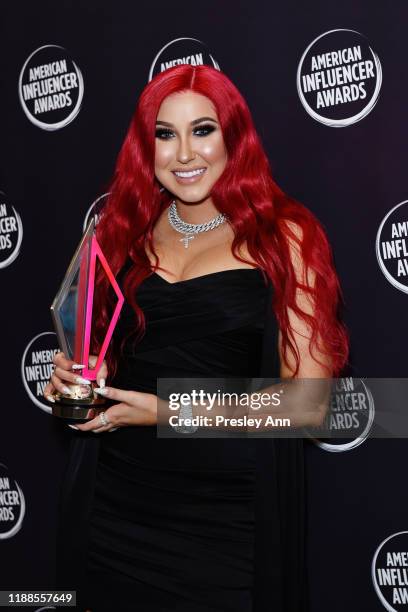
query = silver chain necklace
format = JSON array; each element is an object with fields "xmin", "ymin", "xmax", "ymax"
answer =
[{"xmin": 167, "ymin": 201, "xmax": 227, "ymax": 248}]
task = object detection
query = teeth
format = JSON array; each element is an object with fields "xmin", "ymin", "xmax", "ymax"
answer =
[{"xmin": 174, "ymin": 168, "xmax": 206, "ymax": 178}]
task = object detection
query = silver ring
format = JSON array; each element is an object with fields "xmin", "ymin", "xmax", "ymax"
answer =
[{"xmin": 99, "ymin": 411, "xmax": 110, "ymax": 427}]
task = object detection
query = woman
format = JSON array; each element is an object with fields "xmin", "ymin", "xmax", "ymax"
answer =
[{"xmin": 45, "ymin": 65, "xmax": 348, "ymax": 611}]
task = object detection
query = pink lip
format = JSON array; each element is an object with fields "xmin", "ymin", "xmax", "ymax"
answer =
[{"xmin": 172, "ymin": 168, "xmax": 207, "ymax": 184}]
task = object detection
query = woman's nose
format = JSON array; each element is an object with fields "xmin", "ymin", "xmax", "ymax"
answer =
[{"xmin": 177, "ymin": 137, "xmax": 195, "ymax": 164}]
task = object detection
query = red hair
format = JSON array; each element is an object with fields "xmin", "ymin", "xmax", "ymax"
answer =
[{"xmin": 94, "ymin": 64, "xmax": 349, "ymax": 378}]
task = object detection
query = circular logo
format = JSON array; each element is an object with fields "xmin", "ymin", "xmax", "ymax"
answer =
[
  {"xmin": 0, "ymin": 463, "xmax": 25, "ymax": 540},
  {"xmin": 297, "ymin": 29, "xmax": 382, "ymax": 127},
  {"xmin": 372, "ymin": 531, "xmax": 408, "ymax": 611},
  {"xmin": 0, "ymin": 192, "xmax": 23, "ymax": 269},
  {"xmin": 310, "ymin": 378, "xmax": 375, "ymax": 452},
  {"xmin": 149, "ymin": 37, "xmax": 220, "ymax": 81},
  {"xmin": 83, "ymin": 192, "xmax": 110, "ymax": 232},
  {"xmin": 376, "ymin": 201, "xmax": 408, "ymax": 294},
  {"xmin": 21, "ymin": 332, "xmax": 59, "ymax": 413},
  {"xmin": 18, "ymin": 45, "xmax": 84, "ymax": 131}
]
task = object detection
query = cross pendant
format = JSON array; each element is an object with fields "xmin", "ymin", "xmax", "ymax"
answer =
[{"xmin": 180, "ymin": 234, "xmax": 194, "ymax": 248}]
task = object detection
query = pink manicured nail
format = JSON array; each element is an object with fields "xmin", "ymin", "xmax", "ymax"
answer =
[
  {"xmin": 68, "ymin": 424, "xmax": 79, "ymax": 430},
  {"xmin": 62, "ymin": 386, "xmax": 71, "ymax": 395},
  {"xmin": 99, "ymin": 378, "xmax": 106, "ymax": 389},
  {"xmin": 72, "ymin": 364, "xmax": 85, "ymax": 370},
  {"xmin": 94, "ymin": 387, "xmax": 108, "ymax": 396},
  {"xmin": 46, "ymin": 395, "xmax": 55, "ymax": 403}
]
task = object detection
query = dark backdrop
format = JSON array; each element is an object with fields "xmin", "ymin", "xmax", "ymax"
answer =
[{"xmin": 1, "ymin": 2, "xmax": 407, "ymax": 611}]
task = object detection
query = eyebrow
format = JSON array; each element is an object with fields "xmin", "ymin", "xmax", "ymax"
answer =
[{"xmin": 155, "ymin": 116, "xmax": 218, "ymax": 127}]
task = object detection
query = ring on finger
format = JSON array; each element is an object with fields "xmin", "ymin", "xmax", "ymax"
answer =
[{"xmin": 99, "ymin": 411, "xmax": 110, "ymax": 427}]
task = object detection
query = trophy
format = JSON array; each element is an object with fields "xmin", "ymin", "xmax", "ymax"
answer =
[{"xmin": 49, "ymin": 218, "xmax": 124, "ymax": 420}]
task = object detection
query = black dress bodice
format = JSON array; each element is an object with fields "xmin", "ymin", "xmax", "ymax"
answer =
[{"xmin": 111, "ymin": 267, "xmax": 268, "ymax": 382}]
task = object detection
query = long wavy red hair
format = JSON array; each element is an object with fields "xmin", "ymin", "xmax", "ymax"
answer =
[{"xmin": 93, "ymin": 64, "xmax": 349, "ymax": 378}]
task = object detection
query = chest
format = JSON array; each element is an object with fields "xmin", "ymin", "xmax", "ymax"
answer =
[{"xmin": 146, "ymin": 220, "xmax": 257, "ymax": 284}]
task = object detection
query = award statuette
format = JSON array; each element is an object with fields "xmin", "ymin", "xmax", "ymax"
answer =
[{"xmin": 49, "ymin": 218, "xmax": 124, "ymax": 420}]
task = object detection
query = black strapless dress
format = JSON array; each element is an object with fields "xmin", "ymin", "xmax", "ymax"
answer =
[{"xmin": 56, "ymin": 268, "xmax": 308, "ymax": 612}]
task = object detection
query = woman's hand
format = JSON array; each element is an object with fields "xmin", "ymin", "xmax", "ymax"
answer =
[
  {"xmin": 43, "ymin": 352, "xmax": 107, "ymax": 401},
  {"xmin": 74, "ymin": 387, "xmax": 158, "ymax": 433},
  {"xmin": 43, "ymin": 352, "xmax": 157, "ymax": 432}
]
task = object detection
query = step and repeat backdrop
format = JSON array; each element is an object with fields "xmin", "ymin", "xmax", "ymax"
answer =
[{"xmin": 1, "ymin": 1, "xmax": 408, "ymax": 610}]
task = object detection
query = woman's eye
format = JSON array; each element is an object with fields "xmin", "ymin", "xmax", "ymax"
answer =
[
  {"xmin": 193, "ymin": 124, "xmax": 216, "ymax": 137},
  {"xmin": 155, "ymin": 128, "xmax": 175, "ymax": 140},
  {"xmin": 155, "ymin": 124, "xmax": 217, "ymax": 139}
]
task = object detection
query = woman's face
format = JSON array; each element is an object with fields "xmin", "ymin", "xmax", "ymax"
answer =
[{"xmin": 154, "ymin": 91, "xmax": 227, "ymax": 204}]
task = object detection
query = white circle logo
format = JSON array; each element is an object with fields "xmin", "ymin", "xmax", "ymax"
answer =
[
  {"xmin": 372, "ymin": 531, "xmax": 408, "ymax": 611},
  {"xmin": 0, "ymin": 463, "xmax": 25, "ymax": 540},
  {"xmin": 376, "ymin": 201, "xmax": 408, "ymax": 294},
  {"xmin": 297, "ymin": 29, "xmax": 382, "ymax": 127},
  {"xmin": 0, "ymin": 192, "xmax": 23, "ymax": 269},
  {"xmin": 149, "ymin": 37, "xmax": 220, "ymax": 81},
  {"xmin": 310, "ymin": 378, "xmax": 375, "ymax": 452},
  {"xmin": 21, "ymin": 332, "xmax": 59, "ymax": 413},
  {"xmin": 18, "ymin": 45, "xmax": 84, "ymax": 131}
]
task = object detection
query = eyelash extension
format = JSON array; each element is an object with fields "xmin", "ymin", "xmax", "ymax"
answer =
[
  {"xmin": 155, "ymin": 128, "xmax": 174, "ymax": 139},
  {"xmin": 193, "ymin": 124, "xmax": 216, "ymax": 136},
  {"xmin": 155, "ymin": 124, "xmax": 217, "ymax": 139}
]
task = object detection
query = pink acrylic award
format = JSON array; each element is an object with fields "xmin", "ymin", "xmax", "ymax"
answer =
[{"xmin": 50, "ymin": 218, "xmax": 124, "ymax": 420}]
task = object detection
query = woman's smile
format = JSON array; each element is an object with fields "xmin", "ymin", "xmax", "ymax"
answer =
[{"xmin": 171, "ymin": 167, "xmax": 207, "ymax": 183}]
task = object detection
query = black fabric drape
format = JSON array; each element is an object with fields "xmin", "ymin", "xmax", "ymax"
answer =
[{"xmin": 253, "ymin": 281, "xmax": 309, "ymax": 611}]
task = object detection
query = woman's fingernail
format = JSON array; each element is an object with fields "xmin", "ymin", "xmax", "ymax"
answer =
[
  {"xmin": 75, "ymin": 376, "xmax": 91, "ymax": 385},
  {"xmin": 72, "ymin": 364, "xmax": 85, "ymax": 370},
  {"xmin": 67, "ymin": 424, "xmax": 79, "ymax": 430},
  {"xmin": 108, "ymin": 427, "xmax": 119, "ymax": 433},
  {"xmin": 99, "ymin": 378, "xmax": 106, "ymax": 388},
  {"xmin": 46, "ymin": 395, "xmax": 55, "ymax": 403},
  {"xmin": 94, "ymin": 387, "xmax": 108, "ymax": 396},
  {"xmin": 91, "ymin": 429, "xmax": 102, "ymax": 434},
  {"xmin": 62, "ymin": 386, "xmax": 71, "ymax": 395}
]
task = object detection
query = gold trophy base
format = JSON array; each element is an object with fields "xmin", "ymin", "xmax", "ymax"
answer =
[{"xmin": 51, "ymin": 383, "xmax": 109, "ymax": 421}]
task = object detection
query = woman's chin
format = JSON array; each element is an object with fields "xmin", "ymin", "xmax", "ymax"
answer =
[{"xmin": 169, "ymin": 188, "xmax": 212, "ymax": 205}]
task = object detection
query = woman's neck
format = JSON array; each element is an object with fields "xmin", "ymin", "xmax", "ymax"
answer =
[{"xmin": 173, "ymin": 197, "xmax": 220, "ymax": 224}]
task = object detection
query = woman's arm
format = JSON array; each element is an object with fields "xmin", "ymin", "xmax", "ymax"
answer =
[{"xmin": 278, "ymin": 220, "xmax": 333, "ymax": 379}]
